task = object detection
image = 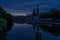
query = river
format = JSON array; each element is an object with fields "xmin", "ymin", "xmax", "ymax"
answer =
[{"xmin": 7, "ymin": 23, "xmax": 60, "ymax": 40}]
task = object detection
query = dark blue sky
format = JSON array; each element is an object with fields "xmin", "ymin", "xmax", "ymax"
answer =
[{"xmin": 0, "ymin": 0, "xmax": 60, "ymax": 14}]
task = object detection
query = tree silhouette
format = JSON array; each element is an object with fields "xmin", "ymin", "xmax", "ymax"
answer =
[
  {"xmin": 39, "ymin": 24, "xmax": 60, "ymax": 37},
  {"xmin": 40, "ymin": 8, "xmax": 60, "ymax": 20},
  {"xmin": 0, "ymin": 6, "xmax": 14, "ymax": 32}
]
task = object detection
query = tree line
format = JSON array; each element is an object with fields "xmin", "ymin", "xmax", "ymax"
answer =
[
  {"xmin": 40, "ymin": 8, "xmax": 60, "ymax": 20},
  {"xmin": 0, "ymin": 6, "xmax": 14, "ymax": 32}
]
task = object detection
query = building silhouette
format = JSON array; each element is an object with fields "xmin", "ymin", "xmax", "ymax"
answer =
[{"xmin": 32, "ymin": 4, "xmax": 39, "ymax": 17}]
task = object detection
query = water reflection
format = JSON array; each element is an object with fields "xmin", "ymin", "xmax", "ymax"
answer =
[
  {"xmin": 35, "ymin": 31, "xmax": 42, "ymax": 40},
  {"xmin": 32, "ymin": 24, "xmax": 36, "ymax": 30},
  {"xmin": 32, "ymin": 24, "xmax": 42, "ymax": 40},
  {"xmin": 38, "ymin": 24, "xmax": 60, "ymax": 37},
  {"xmin": 32, "ymin": 22, "xmax": 60, "ymax": 40},
  {"xmin": 5, "ymin": 22, "xmax": 60, "ymax": 40}
]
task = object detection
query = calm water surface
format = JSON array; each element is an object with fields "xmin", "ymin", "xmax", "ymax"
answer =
[{"xmin": 7, "ymin": 23, "xmax": 60, "ymax": 40}]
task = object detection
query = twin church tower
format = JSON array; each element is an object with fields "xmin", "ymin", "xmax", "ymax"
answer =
[{"xmin": 32, "ymin": 4, "xmax": 40, "ymax": 17}]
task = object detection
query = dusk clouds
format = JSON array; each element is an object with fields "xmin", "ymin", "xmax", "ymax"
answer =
[{"xmin": 0, "ymin": 0, "xmax": 60, "ymax": 13}]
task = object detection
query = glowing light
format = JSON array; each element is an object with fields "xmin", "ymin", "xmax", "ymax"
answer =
[{"xmin": 11, "ymin": 13, "xmax": 27, "ymax": 16}]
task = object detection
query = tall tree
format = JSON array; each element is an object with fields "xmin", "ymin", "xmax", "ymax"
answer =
[{"xmin": 0, "ymin": 6, "xmax": 14, "ymax": 32}]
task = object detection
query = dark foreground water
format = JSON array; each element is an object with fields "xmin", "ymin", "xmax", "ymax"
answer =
[{"xmin": 7, "ymin": 23, "xmax": 60, "ymax": 40}]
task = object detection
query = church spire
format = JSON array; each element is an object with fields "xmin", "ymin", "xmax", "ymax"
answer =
[
  {"xmin": 36, "ymin": 4, "xmax": 39, "ymax": 16},
  {"xmin": 32, "ymin": 8, "xmax": 35, "ymax": 16},
  {"xmin": 32, "ymin": 4, "xmax": 39, "ymax": 16}
]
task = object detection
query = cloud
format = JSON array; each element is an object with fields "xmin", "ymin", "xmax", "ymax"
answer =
[{"xmin": 0, "ymin": 0, "xmax": 60, "ymax": 13}]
